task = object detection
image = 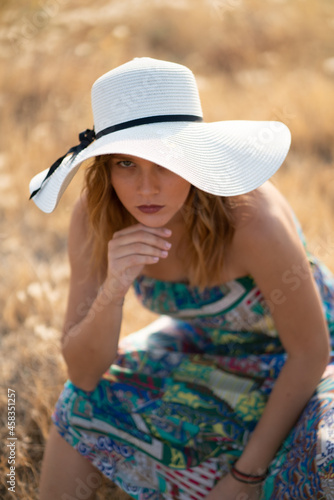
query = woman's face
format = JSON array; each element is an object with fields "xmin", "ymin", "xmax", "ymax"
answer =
[{"xmin": 109, "ymin": 154, "xmax": 191, "ymax": 228}]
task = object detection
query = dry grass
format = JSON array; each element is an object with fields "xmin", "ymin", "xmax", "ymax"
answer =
[{"xmin": 1, "ymin": 0, "xmax": 334, "ymax": 498}]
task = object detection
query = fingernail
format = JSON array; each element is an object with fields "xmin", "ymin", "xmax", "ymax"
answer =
[
  {"xmin": 163, "ymin": 229, "xmax": 172, "ymax": 235},
  {"xmin": 161, "ymin": 251, "xmax": 168, "ymax": 258},
  {"xmin": 165, "ymin": 242, "xmax": 172, "ymax": 249}
]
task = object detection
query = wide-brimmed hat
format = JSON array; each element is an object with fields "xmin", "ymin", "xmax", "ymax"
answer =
[{"xmin": 29, "ymin": 57, "xmax": 291, "ymax": 213}]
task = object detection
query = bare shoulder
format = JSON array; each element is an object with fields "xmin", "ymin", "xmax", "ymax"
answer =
[
  {"xmin": 229, "ymin": 186, "xmax": 329, "ymax": 361},
  {"xmin": 68, "ymin": 194, "xmax": 90, "ymax": 263},
  {"xmin": 230, "ymin": 181, "xmax": 305, "ymax": 274},
  {"xmin": 232, "ymin": 182, "xmax": 299, "ymax": 242},
  {"xmin": 67, "ymin": 194, "xmax": 101, "ymax": 292},
  {"xmin": 62, "ymin": 195, "xmax": 100, "ymax": 338}
]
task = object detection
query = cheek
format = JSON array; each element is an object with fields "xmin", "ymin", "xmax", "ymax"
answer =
[
  {"xmin": 174, "ymin": 182, "xmax": 192, "ymax": 207},
  {"xmin": 110, "ymin": 172, "xmax": 128, "ymax": 200}
]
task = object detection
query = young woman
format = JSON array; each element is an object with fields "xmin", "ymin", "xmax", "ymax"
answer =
[{"xmin": 30, "ymin": 58, "xmax": 334, "ymax": 500}]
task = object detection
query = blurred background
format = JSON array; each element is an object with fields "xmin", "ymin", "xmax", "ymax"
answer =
[{"xmin": 0, "ymin": 0, "xmax": 334, "ymax": 498}]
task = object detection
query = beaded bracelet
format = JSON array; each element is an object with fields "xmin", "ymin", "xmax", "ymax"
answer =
[{"xmin": 230, "ymin": 464, "xmax": 268, "ymax": 485}]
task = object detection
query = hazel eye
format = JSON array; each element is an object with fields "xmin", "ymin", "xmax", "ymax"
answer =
[{"xmin": 118, "ymin": 160, "xmax": 135, "ymax": 168}]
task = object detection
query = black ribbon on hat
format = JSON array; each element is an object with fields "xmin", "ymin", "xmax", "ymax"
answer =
[
  {"xmin": 29, "ymin": 128, "xmax": 96, "ymax": 199},
  {"xmin": 95, "ymin": 114, "xmax": 203, "ymax": 139},
  {"xmin": 29, "ymin": 114, "xmax": 203, "ymax": 200}
]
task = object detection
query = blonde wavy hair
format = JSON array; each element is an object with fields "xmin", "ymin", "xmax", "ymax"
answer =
[{"xmin": 84, "ymin": 155, "xmax": 236, "ymax": 289}]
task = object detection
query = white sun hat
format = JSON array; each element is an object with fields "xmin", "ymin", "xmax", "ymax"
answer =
[{"xmin": 29, "ymin": 57, "xmax": 291, "ymax": 213}]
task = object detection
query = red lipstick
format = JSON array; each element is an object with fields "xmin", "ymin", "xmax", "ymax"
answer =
[{"xmin": 137, "ymin": 205, "xmax": 164, "ymax": 214}]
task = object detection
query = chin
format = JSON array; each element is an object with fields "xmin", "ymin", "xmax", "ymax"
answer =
[{"xmin": 134, "ymin": 212, "xmax": 174, "ymax": 228}]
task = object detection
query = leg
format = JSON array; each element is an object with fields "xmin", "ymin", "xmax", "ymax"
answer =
[
  {"xmin": 262, "ymin": 368, "xmax": 334, "ymax": 499},
  {"xmin": 39, "ymin": 424, "xmax": 102, "ymax": 500},
  {"xmin": 115, "ymin": 316, "xmax": 205, "ymax": 376},
  {"xmin": 118, "ymin": 316, "xmax": 206, "ymax": 356}
]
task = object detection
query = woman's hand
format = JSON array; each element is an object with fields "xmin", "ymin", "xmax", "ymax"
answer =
[
  {"xmin": 103, "ymin": 223, "xmax": 172, "ymax": 299},
  {"xmin": 205, "ymin": 473, "xmax": 262, "ymax": 500}
]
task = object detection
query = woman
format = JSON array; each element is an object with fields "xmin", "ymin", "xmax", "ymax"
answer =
[{"xmin": 30, "ymin": 58, "xmax": 334, "ymax": 500}]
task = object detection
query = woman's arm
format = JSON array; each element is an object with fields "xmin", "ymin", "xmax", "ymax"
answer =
[
  {"xmin": 233, "ymin": 205, "xmax": 330, "ymax": 475},
  {"xmin": 61, "ymin": 197, "xmax": 172, "ymax": 392},
  {"xmin": 207, "ymin": 194, "xmax": 330, "ymax": 499},
  {"xmin": 61, "ymin": 197, "xmax": 124, "ymax": 391}
]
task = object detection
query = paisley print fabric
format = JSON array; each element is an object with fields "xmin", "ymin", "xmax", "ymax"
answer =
[{"xmin": 51, "ymin": 228, "xmax": 334, "ymax": 499}]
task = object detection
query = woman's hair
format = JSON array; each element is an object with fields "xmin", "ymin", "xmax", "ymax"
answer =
[{"xmin": 84, "ymin": 155, "xmax": 236, "ymax": 289}]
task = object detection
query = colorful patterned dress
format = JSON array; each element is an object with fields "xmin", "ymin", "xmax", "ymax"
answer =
[{"xmin": 52, "ymin": 226, "xmax": 334, "ymax": 500}]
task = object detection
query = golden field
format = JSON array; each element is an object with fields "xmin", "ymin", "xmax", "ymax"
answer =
[{"xmin": 0, "ymin": 0, "xmax": 334, "ymax": 498}]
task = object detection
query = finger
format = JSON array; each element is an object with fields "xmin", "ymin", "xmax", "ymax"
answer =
[
  {"xmin": 116, "ymin": 254, "xmax": 160, "ymax": 270},
  {"xmin": 110, "ymin": 230, "xmax": 172, "ymax": 251},
  {"xmin": 112, "ymin": 224, "xmax": 172, "ymax": 240},
  {"xmin": 110, "ymin": 242, "xmax": 169, "ymax": 260}
]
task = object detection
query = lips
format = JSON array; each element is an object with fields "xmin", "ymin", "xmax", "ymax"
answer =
[{"xmin": 137, "ymin": 205, "xmax": 164, "ymax": 214}]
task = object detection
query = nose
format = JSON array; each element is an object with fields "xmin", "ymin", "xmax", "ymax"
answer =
[{"xmin": 137, "ymin": 167, "xmax": 160, "ymax": 195}]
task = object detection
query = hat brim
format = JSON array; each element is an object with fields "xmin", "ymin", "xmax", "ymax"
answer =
[{"xmin": 29, "ymin": 120, "xmax": 291, "ymax": 213}]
